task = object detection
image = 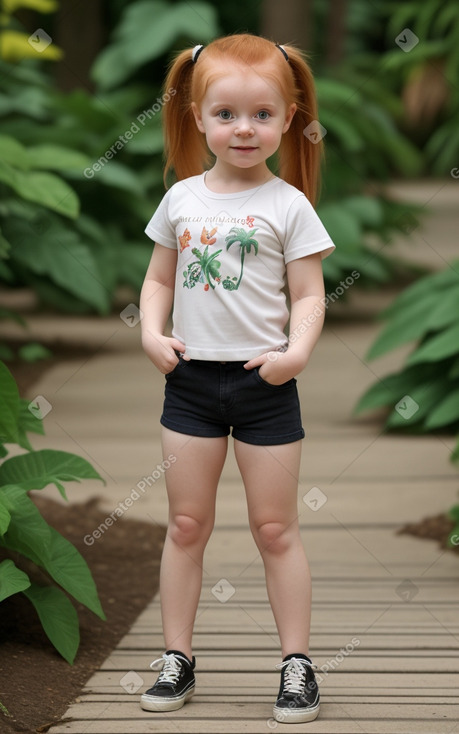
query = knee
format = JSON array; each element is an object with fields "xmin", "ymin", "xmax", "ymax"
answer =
[
  {"xmin": 168, "ymin": 513, "xmax": 212, "ymax": 548},
  {"xmin": 252, "ymin": 521, "xmax": 292, "ymax": 555}
]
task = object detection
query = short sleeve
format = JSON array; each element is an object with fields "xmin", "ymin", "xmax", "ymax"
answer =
[
  {"xmin": 283, "ymin": 195, "xmax": 335, "ymax": 263},
  {"xmin": 144, "ymin": 188, "xmax": 177, "ymax": 249}
]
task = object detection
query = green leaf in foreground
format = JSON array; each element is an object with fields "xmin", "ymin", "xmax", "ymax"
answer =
[
  {"xmin": 0, "ymin": 361, "xmax": 20, "ymax": 445},
  {"xmin": 0, "ymin": 449, "xmax": 105, "ymax": 500},
  {"xmin": 0, "ymin": 559, "xmax": 30, "ymax": 602},
  {"xmin": 23, "ymin": 583, "xmax": 79, "ymax": 664},
  {"xmin": 0, "ymin": 495, "xmax": 12, "ymax": 535},
  {"xmin": 2, "ymin": 486, "xmax": 105, "ymax": 618}
]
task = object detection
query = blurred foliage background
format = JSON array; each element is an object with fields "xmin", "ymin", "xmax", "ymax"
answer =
[
  {"xmin": 0, "ymin": 0, "xmax": 458, "ymax": 492},
  {"xmin": 1, "ymin": 0, "xmax": 457, "ymax": 322}
]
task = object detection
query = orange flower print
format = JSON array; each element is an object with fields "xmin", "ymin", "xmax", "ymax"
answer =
[
  {"xmin": 246, "ymin": 216, "xmax": 255, "ymax": 227},
  {"xmin": 200, "ymin": 226, "xmax": 218, "ymax": 245},
  {"xmin": 178, "ymin": 228, "xmax": 192, "ymax": 251}
]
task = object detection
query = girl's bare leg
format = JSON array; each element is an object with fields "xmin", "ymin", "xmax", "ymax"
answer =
[
  {"xmin": 234, "ymin": 439, "xmax": 311, "ymax": 657},
  {"xmin": 159, "ymin": 427, "xmax": 228, "ymax": 660}
]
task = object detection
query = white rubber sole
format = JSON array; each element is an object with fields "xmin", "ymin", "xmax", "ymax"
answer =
[
  {"xmin": 140, "ymin": 685, "xmax": 195, "ymax": 712},
  {"xmin": 273, "ymin": 701, "xmax": 320, "ymax": 723}
]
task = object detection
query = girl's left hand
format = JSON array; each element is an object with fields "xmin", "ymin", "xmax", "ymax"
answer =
[{"xmin": 243, "ymin": 351, "xmax": 303, "ymax": 386}]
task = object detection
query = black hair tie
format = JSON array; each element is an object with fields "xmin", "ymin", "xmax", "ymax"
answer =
[{"xmin": 275, "ymin": 43, "xmax": 289, "ymax": 62}]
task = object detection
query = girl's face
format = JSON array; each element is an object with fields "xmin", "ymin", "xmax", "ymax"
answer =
[{"xmin": 191, "ymin": 65, "xmax": 296, "ymax": 176}]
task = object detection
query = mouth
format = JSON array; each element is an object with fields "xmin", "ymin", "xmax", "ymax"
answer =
[{"xmin": 231, "ymin": 146, "xmax": 257, "ymax": 151}]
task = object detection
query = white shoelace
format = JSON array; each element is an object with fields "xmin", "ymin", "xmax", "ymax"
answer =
[
  {"xmin": 275, "ymin": 658, "xmax": 316, "ymax": 695},
  {"xmin": 150, "ymin": 653, "xmax": 182, "ymax": 685}
]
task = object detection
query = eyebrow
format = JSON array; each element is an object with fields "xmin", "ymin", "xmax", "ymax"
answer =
[{"xmin": 208, "ymin": 101, "xmax": 278, "ymax": 110}]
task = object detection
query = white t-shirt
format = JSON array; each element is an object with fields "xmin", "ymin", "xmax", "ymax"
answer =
[{"xmin": 145, "ymin": 172, "xmax": 335, "ymax": 360}]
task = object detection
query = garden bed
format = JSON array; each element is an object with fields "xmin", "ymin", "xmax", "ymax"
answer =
[
  {"xmin": 0, "ymin": 494, "xmax": 165, "ymax": 733},
  {"xmin": 0, "ymin": 339, "xmax": 166, "ymax": 733}
]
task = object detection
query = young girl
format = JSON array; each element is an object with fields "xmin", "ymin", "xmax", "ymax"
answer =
[{"xmin": 139, "ymin": 33, "xmax": 334, "ymax": 724}]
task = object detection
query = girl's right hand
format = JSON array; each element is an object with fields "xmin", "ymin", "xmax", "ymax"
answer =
[{"xmin": 142, "ymin": 333, "xmax": 187, "ymax": 374}]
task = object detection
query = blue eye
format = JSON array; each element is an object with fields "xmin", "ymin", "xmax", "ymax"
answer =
[
  {"xmin": 257, "ymin": 110, "xmax": 270, "ymax": 120},
  {"xmin": 218, "ymin": 110, "xmax": 232, "ymax": 120}
]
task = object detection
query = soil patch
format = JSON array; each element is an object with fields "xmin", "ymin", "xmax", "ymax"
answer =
[
  {"xmin": 397, "ymin": 512, "xmax": 459, "ymax": 553},
  {"xmin": 0, "ymin": 494, "xmax": 165, "ymax": 733}
]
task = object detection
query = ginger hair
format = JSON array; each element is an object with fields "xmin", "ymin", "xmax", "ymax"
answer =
[{"xmin": 162, "ymin": 33, "xmax": 322, "ymax": 205}]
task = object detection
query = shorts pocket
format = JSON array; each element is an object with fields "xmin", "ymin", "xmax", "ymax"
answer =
[
  {"xmin": 252, "ymin": 366, "xmax": 295, "ymax": 390},
  {"xmin": 165, "ymin": 357, "xmax": 182, "ymax": 379}
]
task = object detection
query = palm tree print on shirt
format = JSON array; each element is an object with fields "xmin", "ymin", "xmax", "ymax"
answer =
[{"xmin": 222, "ymin": 227, "xmax": 259, "ymax": 291}]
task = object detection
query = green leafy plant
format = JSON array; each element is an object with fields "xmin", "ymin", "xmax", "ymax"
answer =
[
  {"xmin": 0, "ymin": 361, "xmax": 106, "ymax": 664},
  {"xmin": 0, "ymin": 69, "xmax": 152, "ymax": 315},
  {"xmin": 354, "ymin": 260, "xmax": 459, "ymax": 552},
  {"xmin": 315, "ymin": 68, "xmax": 425, "ymax": 292},
  {"xmin": 0, "ymin": 0, "xmax": 62, "ymax": 63},
  {"xmin": 381, "ymin": 0, "xmax": 459, "ymax": 175},
  {"xmin": 354, "ymin": 261, "xmax": 459, "ymax": 459},
  {"xmin": 0, "ymin": 0, "xmax": 221, "ymax": 315},
  {"xmin": 91, "ymin": 0, "xmax": 219, "ymax": 90}
]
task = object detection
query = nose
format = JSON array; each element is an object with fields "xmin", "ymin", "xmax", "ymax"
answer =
[{"xmin": 234, "ymin": 118, "xmax": 254, "ymax": 137}]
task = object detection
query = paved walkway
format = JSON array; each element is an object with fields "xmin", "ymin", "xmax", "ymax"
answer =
[{"xmin": 6, "ymin": 181, "xmax": 459, "ymax": 732}]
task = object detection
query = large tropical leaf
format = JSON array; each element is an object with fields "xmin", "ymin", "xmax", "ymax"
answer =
[
  {"xmin": 0, "ymin": 134, "xmax": 29, "ymax": 169},
  {"xmin": 0, "ymin": 449, "xmax": 104, "ymax": 500},
  {"xmin": 366, "ymin": 289, "xmax": 440, "ymax": 359},
  {"xmin": 92, "ymin": 0, "xmax": 219, "ymax": 90},
  {"xmin": 354, "ymin": 363, "xmax": 438, "ymax": 415},
  {"xmin": 381, "ymin": 265, "xmax": 459, "ymax": 318},
  {"xmin": 23, "ymin": 583, "xmax": 79, "ymax": 664},
  {"xmin": 385, "ymin": 379, "xmax": 450, "ymax": 429},
  {"xmin": 1, "ymin": 486, "xmax": 105, "ymax": 618},
  {"xmin": 0, "ymin": 161, "xmax": 79, "ymax": 218},
  {"xmin": 424, "ymin": 388, "xmax": 459, "ymax": 430},
  {"xmin": 7, "ymin": 222, "xmax": 110, "ymax": 313},
  {"xmin": 406, "ymin": 322, "xmax": 459, "ymax": 365},
  {"xmin": 0, "ymin": 485, "xmax": 52, "ymax": 565},
  {"xmin": 0, "ymin": 495, "xmax": 12, "ymax": 535},
  {"xmin": 425, "ymin": 287, "xmax": 459, "ymax": 331},
  {"xmin": 0, "ymin": 361, "xmax": 20, "ymax": 445},
  {"xmin": 0, "ymin": 559, "xmax": 30, "ymax": 602},
  {"xmin": 26, "ymin": 145, "xmax": 91, "ymax": 171}
]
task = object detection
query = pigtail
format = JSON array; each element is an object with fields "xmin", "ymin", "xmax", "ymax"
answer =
[
  {"xmin": 162, "ymin": 48, "xmax": 212, "ymax": 187},
  {"xmin": 278, "ymin": 46, "xmax": 322, "ymax": 206}
]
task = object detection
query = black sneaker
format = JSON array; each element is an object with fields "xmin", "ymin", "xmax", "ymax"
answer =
[
  {"xmin": 273, "ymin": 653, "xmax": 320, "ymax": 723},
  {"xmin": 140, "ymin": 649, "xmax": 196, "ymax": 712}
]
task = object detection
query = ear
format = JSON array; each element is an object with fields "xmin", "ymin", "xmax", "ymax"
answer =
[
  {"xmin": 282, "ymin": 103, "xmax": 297, "ymax": 133},
  {"xmin": 191, "ymin": 101, "xmax": 206, "ymax": 133}
]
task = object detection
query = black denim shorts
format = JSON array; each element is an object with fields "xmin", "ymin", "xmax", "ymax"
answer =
[{"xmin": 160, "ymin": 357, "xmax": 305, "ymax": 446}]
